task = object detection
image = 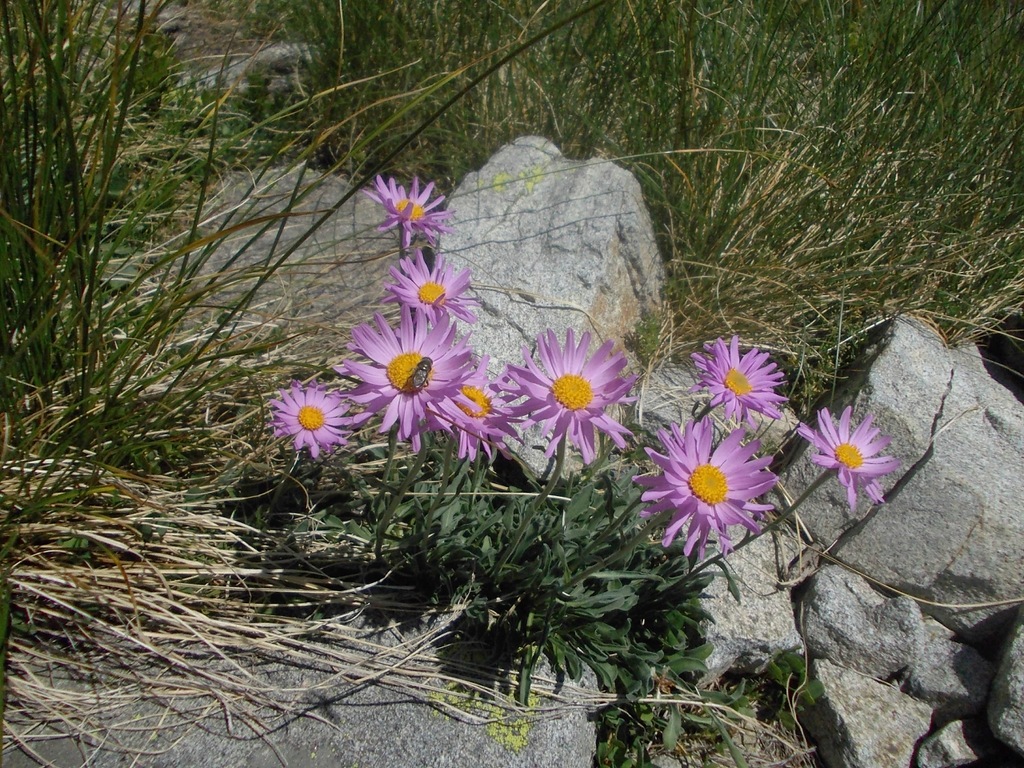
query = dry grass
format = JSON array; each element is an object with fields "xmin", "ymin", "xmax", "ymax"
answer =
[{"xmin": 2, "ymin": 449, "xmax": 538, "ymax": 759}]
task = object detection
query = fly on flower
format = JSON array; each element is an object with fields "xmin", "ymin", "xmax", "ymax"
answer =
[
  {"xmin": 408, "ymin": 357, "xmax": 432, "ymax": 390},
  {"xmin": 336, "ymin": 308, "xmax": 474, "ymax": 451}
]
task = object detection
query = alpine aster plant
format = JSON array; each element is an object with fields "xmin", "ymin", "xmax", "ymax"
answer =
[
  {"xmin": 504, "ymin": 328, "xmax": 636, "ymax": 464},
  {"xmin": 337, "ymin": 308, "xmax": 473, "ymax": 451},
  {"xmin": 363, "ymin": 175, "xmax": 454, "ymax": 249},
  {"xmin": 269, "ymin": 380, "xmax": 351, "ymax": 459},
  {"xmin": 383, "ymin": 248, "xmax": 479, "ymax": 325},
  {"xmin": 796, "ymin": 405, "xmax": 900, "ymax": 511},
  {"xmin": 634, "ymin": 417, "xmax": 777, "ymax": 560},
  {"xmin": 691, "ymin": 335, "xmax": 787, "ymax": 427}
]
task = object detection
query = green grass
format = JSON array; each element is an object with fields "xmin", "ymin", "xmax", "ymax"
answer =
[
  {"xmin": 1, "ymin": 0, "xmax": 1021, "ymax": 765},
  {"xmin": 261, "ymin": 0, "xmax": 1023, "ymax": 400}
]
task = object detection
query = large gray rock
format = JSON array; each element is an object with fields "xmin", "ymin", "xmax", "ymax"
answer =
[
  {"xmin": 802, "ymin": 659, "xmax": 933, "ymax": 768},
  {"xmin": 700, "ymin": 532, "xmax": 804, "ymax": 683},
  {"xmin": 783, "ymin": 317, "xmax": 1024, "ymax": 640},
  {"xmin": 4, "ymin": 618, "xmax": 597, "ymax": 768},
  {"xmin": 441, "ymin": 136, "xmax": 663, "ymax": 474},
  {"xmin": 800, "ymin": 564, "xmax": 925, "ymax": 679},
  {"xmin": 442, "ymin": 135, "xmax": 662, "ymax": 378},
  {"xmin": 989, "ymin": 607, "xmax": 1024, "ymax": 758}
]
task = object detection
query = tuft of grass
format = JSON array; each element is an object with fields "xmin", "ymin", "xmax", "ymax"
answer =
[
  {"xmin": 0, "ymin": 0, "xmax": 244, "ymax": 472},
  {"xmin": 0, "ymin": 0, "xmax": 378, "ymax": 480},
  {"xmin": 653, "ymin": 0, "xmax": 1024, "ymax": 402},
  {"xmin": 0, "ymin": 0, "xmax": 387, "ymax": 752}
]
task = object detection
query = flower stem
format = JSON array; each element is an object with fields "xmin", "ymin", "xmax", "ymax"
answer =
[
  {"xmin": 694, "ymin": 402, "xmax": 713, "ymax": 422},
  {"xmin": 374, "ymin": 438, "xmax": 429, "ymax": 562},
  {"xmin": 534, "ymin": 438, "xmax": 566, "ymax": 508},
  {"xmin": 268, "ymin": 451, "xmax": 304, "ymax": 519},
  {"xmin": 421, "ymin": 436, "xmax": 456, "ymax": 552},
  {"xmin": 382, "ymin": 426, "xmax": 399, "ymax": 485},
  {"xmin": 494, "ymin": 439, "xmax": 566, "ymax": 573},
  {"xmin": 775, "ymin": 469, "xmax": 833, "ymax": 520}
]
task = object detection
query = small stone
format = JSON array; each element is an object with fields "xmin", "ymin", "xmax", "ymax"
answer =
[
  {"xmin": 904, "ymin": 618, "xmax": 994, "ymax": 722},
  {"xmin": 916, "ymin": 719, "xmax": 1004, "ymax": 768}
]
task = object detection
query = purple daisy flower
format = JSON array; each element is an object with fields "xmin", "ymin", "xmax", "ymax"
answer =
[
  {"xmin": 634, "ymin": 417, "xmax": 778, "ymax": 560},
  {"xmin": 429, "ymin": 356, "xmax": 520, "ymax": 461},
  {"xmin": 796, "ymin": 405, "xmax": 901, "ymax": 512},
  {"xmin": 691, "ymin": 336, "xmax": 787, "ymax": 427},
  {"xmin": 337, "ymin": 307, "xmax": 473, "ymax": 451},
  {"xmin": 269, "ymin": 380, "xmax": 351, "ymax": 459},
  {"xmin": 382, "ymin": 248, "xmax": 479, "ymax": 325},
  {"xmin": 363, "ymin": 175, "xmax": 454, "ymax": 249},
  {"xmin": 504, "ymin": 328, "xmax": 637, "ymax": 465}
]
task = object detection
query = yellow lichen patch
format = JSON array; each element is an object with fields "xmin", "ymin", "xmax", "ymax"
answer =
[
  {"xmin": 485, "ymin": 704, "xmax": 533, "ymax": 753},
  {"xmin": 491, "ymin": 172, "xmax": 513, "ymax": 193},
  {"xmin": 428, "ymin": 684, "xmax": 538, "ymax": 754},
  {"xmin": 488, "ymin": 166, "xmax": 546, "ymax": 195},
  {"xmin": 517, "ymin": 165, "xmax": 545, "ymax": 194}
]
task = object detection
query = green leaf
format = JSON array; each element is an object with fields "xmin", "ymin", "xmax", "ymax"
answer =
[
  {"xmin": 668, "ymin": 655, "xmax": 708, "ymax": 676},
  {"xmin": 661, "ymin": 706, "xmax": 681, "ymax": 750},
  {"xmin": 803, "ymin": 678, "xmax": 826, "ymax": 704},
  {"xmin": 710, "ymin": 711, "xmax": 750, "ymax": 768}
]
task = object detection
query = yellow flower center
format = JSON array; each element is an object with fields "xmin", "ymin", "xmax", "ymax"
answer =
[
  {"xmin": 387, "ymin": 351, "xmax": 425, "ymax": 392},
  {"xmin": 689, "ymin": 464, "xmax": 729, "ymax": 505},
  {"xmin": 396, "ymin": 199, "xmax": 426, "ymax": 221},
  {"xmin": 551, "ymin": 373, "xmax": 594, "ymax": 411},
  {"xmin": 418, "ymin": 282, "xmax": 446, "ymax": 305},
  {"xmin": 724, "ymin": 368, "xmax": 753, "ymax": 396},
  {"xmin": 835, "ymin": 442, "xmax": 864, "ymax": 470},
  {"xmin": 458, "ymin": 385, "xmax": 492, "ymax": 419},
  {"xmin": 297, "ymin": 405, "xmax": 326, "ymax": 431}
]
